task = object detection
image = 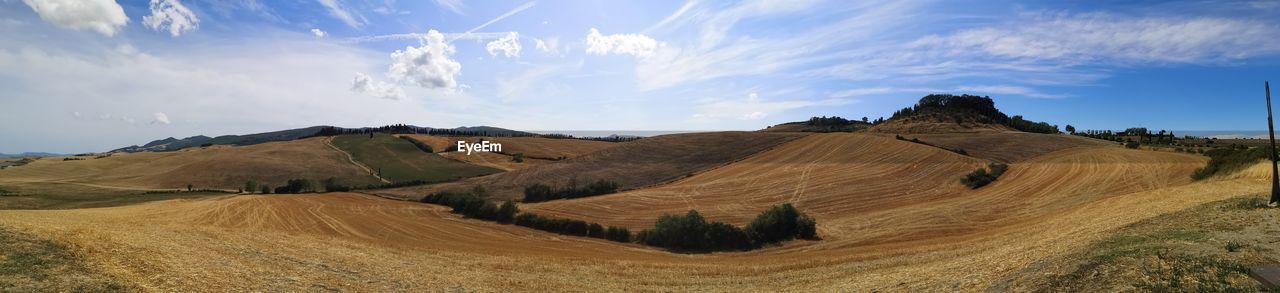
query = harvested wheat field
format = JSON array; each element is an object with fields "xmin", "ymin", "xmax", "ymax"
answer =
[
  {"xmin": 904, "ymin": 131, "xmax": 1114, "ymax": 163},
  {"xmin": 0, "ymin": 132, "xmax": 1262, "ymax": 291},
  {"xmin": 0, "ymin": 137, "xmax": 380, "ymax": 193}
]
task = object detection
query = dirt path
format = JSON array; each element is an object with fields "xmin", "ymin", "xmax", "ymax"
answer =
[{"xmin": 325, "ymin": 136, "xmax": 390, "ymax": 184}]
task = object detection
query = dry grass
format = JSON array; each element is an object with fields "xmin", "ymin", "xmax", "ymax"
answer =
[
  {"xmin": 905, "ymin": 132, "xmax": 1113, "ymax": 163},
  {"xmin": 0, "ymin": 133, "xmax": 1266, "ymax": 291},
  {"xmin": 399, "ymin": 134, "xmax": 617, "ymax": 159}
]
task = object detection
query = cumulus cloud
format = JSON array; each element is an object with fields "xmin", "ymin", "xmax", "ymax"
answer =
[
  {"xmin": 585, "ymin": 28, "xmax": 658, "ymax": 58},
  {"xmin": 485, "ymin": 32, "xmax": 521, "ymax": 58},
  {"xmin": 21, "ymin": 0, "xmax": 129, "ymax": 36},
  {"xmin": 387, "ymin": 30, "xmax": 462, "ymax": 90},
  {"xmin": 315, "ymin": 0, "xmax": 366, "ymax": 28},
  {"xmin": 151, "ymin": 112, "xmax": 171, "ymax": 124},
  {"xmin": 350, "ymin": 72, "xmax": 405, "ymax": 100},
  {"xmin": 311, "ymin": 28, "xmax": 327, "ymax": 38},
  {"xmin": 143, "ymin": 0, "xmax": 199, "ymax": 37}
]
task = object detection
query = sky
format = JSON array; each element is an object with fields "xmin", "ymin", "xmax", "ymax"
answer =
[{"xmin": 2, "ymin": 0, "xmax": 1280, "ymax": 153}]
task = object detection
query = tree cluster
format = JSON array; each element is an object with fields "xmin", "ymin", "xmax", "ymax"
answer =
[
  {"xmin": 1009, "ymin": 115, "xmax": 1060, "ymax": 134},
  {"xmin": 513, "ymin": 213, "xmax": 630, "ymax": 242},
  {"xmin": 311, "ymin": 124, "xmax": 536, "ymax": 138},
  {"xmin": 961, "ymin": 163, "xmax": 1008, "ymax": 189},
  {"xmin": 522, "ymin": 179, "xmax": 620, "ymax": 202},
  {"xmin": 274, "ymin": 179, "xmax": 317, "ymax": 194},
  {"xmin": 635, "ymin": 203, "xmax": 817, "ymax": 252}
]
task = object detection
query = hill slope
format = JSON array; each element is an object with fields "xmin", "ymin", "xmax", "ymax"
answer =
[
  {"xmin": 382, "ymin": 131, "xmax": 807, "ymax": 200},
  {"xmin": 0, "ymin": 137, "xmax": 381, "ymax": 194},
  {"xmin": 329, "ymin": 134, "xmax": 501, "ymax": 183}
]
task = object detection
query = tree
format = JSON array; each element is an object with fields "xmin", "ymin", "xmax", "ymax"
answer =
[
  {"xmin": 497, "ymin": 200, "xmax": 518, "ymax": 223},
  {"xmin": 244, "ymin": 180, "xmax": 258, "ymax": 194},
  {"xmin": 261, "ymin": 184, "xmax": 271, "ymax": 194},
  {"xmin": 187, "ymin": 184, "xmax": 193, "ymax": 192},
  {"xmin": 1065, "ymin": 125, "xmax": 1076, "ymax": 134}
]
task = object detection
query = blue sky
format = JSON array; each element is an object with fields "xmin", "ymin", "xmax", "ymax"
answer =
[{"xmin": 2, "ymin": 0, "xmax": 1280, "ymax": 153}]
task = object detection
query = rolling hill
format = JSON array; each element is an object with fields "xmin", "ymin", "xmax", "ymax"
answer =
[
  {"xmin": 380, "ymin": 131, "xmax": 807, "ymax": 200},
  {"xmin": 328, "ymin": 134, "xmax": 502, "ymax": 183},
  {"xmin": 0, "ymin": 138, "xmax": 1256, "ymax": 291}
]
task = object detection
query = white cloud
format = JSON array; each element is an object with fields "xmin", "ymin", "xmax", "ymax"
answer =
[
  {"xmin": 315, "ymin": 0, "xmax": 366, "ymax": 28},
  {"xmin": 72, "ymin": 111, "xmax": 81, "ymax": 118},
  {"xmin": 20, "ymin": 0, "xmax": 129, "ymax": 36},
  {"xmin": 911, "ymin": 12, "xmax": 1280, "ymax": 64},
  {"xmin": 387, "ymin": 30, "xmax": 462, "ymax": 90},
  {"xmin": 692, "ymin": 92, "xmax": 848, "ymax": 121},
  {"xmin": 433, "ymin": 0, "xmax": 465, "ymax": 15},
  {"xmin": 143, "ymin": 0, "xmax": 199, "ymax": 37},
  {"xmin": 635, "ymin": 1, "xmax": 915, "ymax": 90},
  {"xmin": 534, "ymin": 37, "xmax": 560, "ymax": 55},
  {"xmin": 152, "ymin": 112, "xmax": 171, "ymax": 124},
  {"xmin": 350, "ymin": 72, "xmax": 405, "ymax": 100},
  {"xmin": 485, "ymin": 32, "xmax": 521, "ymax": 58},
  {"xmin": 953, "ymin": 85, "xmax": 1064, "ymax": 99},
  {"xmin": 585, "ymin": 28, "xmax": 658, "ymax": 58},
  {"xmin": 311, "ymin": 28, "xmax": 327, "ymax": 38}
]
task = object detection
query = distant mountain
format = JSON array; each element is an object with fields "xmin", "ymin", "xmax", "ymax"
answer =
[
  {"xmin": 112, "ymin": 126, "xmax": 329, "ymax": 153},
  {"xmin": 0, "ymin": 152, "xmax": 64, "ymax": 158},
  {"xmin": 113, "ymin": 125, "xmax": 536, "ymax": 153}
]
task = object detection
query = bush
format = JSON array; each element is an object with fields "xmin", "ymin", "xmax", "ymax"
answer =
[
  {"xmin": 588, "ymin": 223, "xmax": 606, "ymax": 238},
  {"xmin": 1125, "ymin": 141, "xmax": 1140, "ymax": 149},
  {"xmin": 1192, "ymin": 147, "xmax": 1272, "ymax": 180},
  {"xmin": 744, "ymin": 203, "xmax": 819, "ymax": 245},
  {"xmin": 961, "ymin": 163, "xmax": 1008, "ymax": 189},
  {"xmin": 522, "ymin": 179, "xmax": 620, "ymax": 202},
  {"xmin": 512, "ymin": 213, "xmax": 595, "ymax": 237}
]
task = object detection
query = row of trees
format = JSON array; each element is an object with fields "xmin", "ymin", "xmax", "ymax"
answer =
[
  {"xmin": 1008, "ymin": 115, "xmax": 1060, "ymax": 134},
  {"xmin": 522, "ymin": 179, "xmax": 620, "ymax": 202},
  {"xmin": 241, "ymin": 178, "xmax": 352, "ymax": 194},
  {"xmin": 420, "ymin": 189, "xmax": 519, "ymax": 223},
  {"xmin": 514, "ymin": 213, "xmax": 632, "ymax": 242},
  {"xmin": 1074, "ymin": 128, "xmax": 1180, "ymax": 144},
  {"xmin": 539, "ymin": 133, "xmax": 642, "ymax": 142},
  {"xmin": 635, "ymin": 203, "xmax": 818, "ymax": 252},
  {"xmin": 418, "ymin": 187, "xmax": 631, "ymax": 243}
]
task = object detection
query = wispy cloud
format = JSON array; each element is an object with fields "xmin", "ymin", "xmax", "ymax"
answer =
[
  {"xmin": 433, "ymin": 0, "xmax": 465, "ymax": 15},
  {"xmin": 692, "ymin": 92, "xmax": 849, "ymax": 121},
  {"xmin": 315, "ymin": 0, "xmax": 366, "ymax": 28},
  {"xmin": 449, "ymin": 1, "xmax": 536, "ymax": 42}
]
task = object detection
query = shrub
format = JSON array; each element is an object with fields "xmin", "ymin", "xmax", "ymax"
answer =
[
  {"xmin": 512, "ymin": 153, "xmax": 524, "ymax": 163},
  {"xmin": 522, "ymin": 179, "xmax": 620, "ymax": 202},
  {"xmin": 421, "ymin": 191, "xmax": 520, "ymax": 223},
  {"xmin": 961, "ymin": 163, "xmax": 1008, "ymax": 189},
  {"xmin": 1192, "ymin": 147, "xmax": 1272, "ymax": 180},
  {"xmin": 744, "ymin": 203, "xmax": 818, "ymax": 245},
  {"xmin": 1125, "ymin": 141, "xmax": 1140, "ymax": 149},
  {"xmin": 496, "ymin": 200, "xmax": 518, "ymax": 223}
]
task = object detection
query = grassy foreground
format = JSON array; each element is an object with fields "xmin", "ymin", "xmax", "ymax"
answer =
[
  {"xmin": 330, "ymin": 134, "xmax": 501, "ymax": 183},
  {"xmin": 0, "ymin": 225, "xmax": 127, "ymax": 291},
  {"xmin": 1013, "ymin": 195, "xmax": 1278, "ymax": 291}
]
